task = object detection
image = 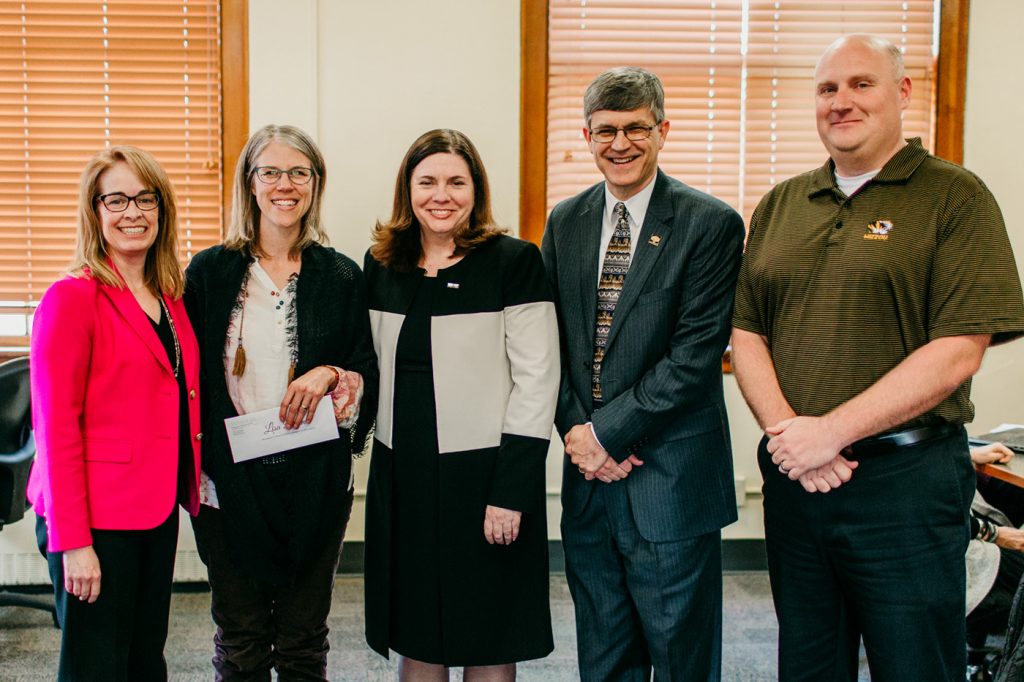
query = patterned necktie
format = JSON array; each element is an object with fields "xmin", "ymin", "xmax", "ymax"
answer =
[{"xmin": 592, "ymin": 202, "xmax": 631, "ymax": 401}]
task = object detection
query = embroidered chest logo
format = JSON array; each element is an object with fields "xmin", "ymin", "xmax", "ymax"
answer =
[{"xmin": 864, "ymin": 219, "xmax": 894, "ymax": 241}]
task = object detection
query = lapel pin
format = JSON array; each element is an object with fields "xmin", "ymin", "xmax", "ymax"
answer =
[
  {"xmin": 446, "ymin": 282, "xmax": 460, "ymax": 289},
  {"xmin": 648, "ymin": 235, "xmax": 661, "ymax": 246}
]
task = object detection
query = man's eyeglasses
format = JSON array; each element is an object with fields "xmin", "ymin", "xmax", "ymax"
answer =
[
  {"xmin": 588, "ymin": 124, "xmax": 659, "ymax": 144},
  {"xmin": 254, "ymin": 166, "xmax": 315, "ymax": 185},
  {"xmin": 96, "ymin": 191, "xmax": 161, "ymax": 212}
]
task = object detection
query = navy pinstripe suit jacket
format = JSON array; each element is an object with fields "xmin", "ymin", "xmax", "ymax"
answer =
[{"xmin": 541, "ymin": 169, "xmax": 745, "ymax": 542}]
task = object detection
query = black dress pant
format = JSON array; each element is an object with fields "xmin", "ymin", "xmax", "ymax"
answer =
[
  {"xmin": 562, "ymin": 482, "xmax": 723, "ymax": 682},
  {"xmin": 36, "ymin": 509, "xmax": 179, "ymax": 682},
  {"xmin": 191, "ymin": 487, "xmax": 353, "ymax": 682},
  {"xmin": 760, "ymin": 429, "xmax": 974, "ymax": 682}
]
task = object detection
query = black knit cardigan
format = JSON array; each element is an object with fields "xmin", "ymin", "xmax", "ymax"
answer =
[{"xmin": 184, "ymin": 243, "xmax": 378, "ymax": 586}]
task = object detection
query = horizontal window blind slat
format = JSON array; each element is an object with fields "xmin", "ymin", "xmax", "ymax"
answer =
[
  {"xmin": 547, "ymin": 0, "xmax": 937, "ymax": 217},
  {"xmin": 0, "ymin": 0, "xmax": 223, "ymax": 304}
]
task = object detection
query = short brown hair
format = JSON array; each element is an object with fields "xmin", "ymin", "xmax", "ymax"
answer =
[
  {"xmin": 70, "ymin": 145, "xmax": 183, "ymax": 297},
  {"xmin": 370, "ymin": 129, "xmax": 503, "ymax": 272},
  {"xmin": 583, "ymin": 67, "xmax": 665, "ymax": 127}
]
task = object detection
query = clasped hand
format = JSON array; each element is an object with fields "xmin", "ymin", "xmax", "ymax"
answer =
[
  {"xmin": 766, "ymin": 416, "xmax": 858, "ymax": 494},
  {"xmin": 564, "ymin": 424, "xmax": 643, "ymax": 483},
  {"xmin": 279, "ymin": 366, "xmax": 346, "ymax": 429}
]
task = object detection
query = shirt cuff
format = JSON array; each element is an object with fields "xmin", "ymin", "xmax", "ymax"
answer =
[
  {"xmin": 329, "ymin": 368, "xmax": 363, "ymax": 429},
  {"xmin": 588, "ymin": 422, "xmax": 605, "ymax": 451}
]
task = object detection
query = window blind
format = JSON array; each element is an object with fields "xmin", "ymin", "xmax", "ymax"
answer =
[
  {"xmin": 0, "ymin": 0, "xmax": 223, "ymax": 316},
  {"xmin": 547, "ymin": 0, "xmax": 937, "ymax": 220}
]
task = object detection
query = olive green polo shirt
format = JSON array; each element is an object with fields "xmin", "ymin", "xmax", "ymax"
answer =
[{"xmin": 733, "ymin": 138, "xmax": 1024, "ymax": 424}]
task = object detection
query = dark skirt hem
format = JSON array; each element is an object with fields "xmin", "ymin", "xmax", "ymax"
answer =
[{"xmin": 382, "ymin": 642, "xmax": 556, "ymax": 668}]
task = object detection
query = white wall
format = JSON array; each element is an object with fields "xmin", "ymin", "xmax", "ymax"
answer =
[
  {"xmin": 249, "ymin": 0, "xmax": 521, "ymax": 264},
  {"xmin": 962, "ymin": 0, "xmax": 1024, "ymax": 434}
]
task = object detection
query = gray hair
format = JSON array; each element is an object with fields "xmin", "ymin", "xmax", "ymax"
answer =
[
  {"xmin": 583, "ymin": 67, "xmax": 665, "ymax": 126},
  {"xmin": 225, "ymin": 123, "xmax": 329, "ymax": 257}
]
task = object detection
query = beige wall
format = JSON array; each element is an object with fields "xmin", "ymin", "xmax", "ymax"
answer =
[
  {"xmin": 246, "ymin": 0, "xmax": 1024, "ymax": 541},
  {"xmin": 962, "ymin": 0, "xmax": 1024, "ymax": 434},
  {"xmin": 249, "ymin": 0, "xmax": 521, "ymax": 261}
]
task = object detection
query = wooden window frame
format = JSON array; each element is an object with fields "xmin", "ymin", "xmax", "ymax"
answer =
[
  {"xmin": 221, "ymin": 0, "xmax": 248, "ymax": 227},
  {"xmin": 520, "ymin": 0, "xmax": 970, "ymax": 247},
  {"xmin": 0, "ymin": 0, "xmax": 248, "ymax": 361}
]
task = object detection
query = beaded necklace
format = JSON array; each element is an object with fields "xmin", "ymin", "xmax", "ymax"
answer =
[{"xmin": 157, "ymin": 296, "xmax": 181, "ymax": 379}]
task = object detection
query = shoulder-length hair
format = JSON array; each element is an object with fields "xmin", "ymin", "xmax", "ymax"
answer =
[
  {"xmin": 370, "ymin": 129, "xmax": 503, "ymax": 272},
  {"xmin": 224, "ymin": 124, "xmax": 329, "ymax": 258},
  {"xmin": 70, "ymin": 145, "xmax": 183, "ymax": 297}
]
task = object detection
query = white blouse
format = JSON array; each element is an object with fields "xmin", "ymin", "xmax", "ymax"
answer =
[{"xmin": 224, "ymin": 260, "xmax": 297, "ymax": 417}]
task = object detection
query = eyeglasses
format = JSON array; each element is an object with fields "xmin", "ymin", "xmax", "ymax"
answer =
[
  {"xmin": 96, "ymin": 191, "xmax": 161, "ymax": 212},
  {"xmin": 588, "ymin": 124, "xmax": 659, "ymax": 144},
  {"xmin": 253, "ymin": 166, "xmax": 315, "ymax": 185}
]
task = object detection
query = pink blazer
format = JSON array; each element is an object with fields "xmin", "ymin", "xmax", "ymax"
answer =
[{"xmin": 28, "ymin": 273, "xmax": 202, "ymax": 552}]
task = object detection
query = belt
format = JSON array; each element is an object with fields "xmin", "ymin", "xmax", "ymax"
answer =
[
  {"xmin": 847, "ymin": 422, "xmax": 961, "ymax": 459},
  {"xmin": 260, "ymin": 453, "xmax": 289, "ymax": 465}
]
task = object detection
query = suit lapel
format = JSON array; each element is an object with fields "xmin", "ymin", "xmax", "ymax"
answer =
[
  {"xmin": 100, "ymin": 282, "xmax": 173, "ymax": 376},
  {"xmin": 575, "ymin": 188, "xmax": 604, "ymax": 342},
  {"xmin": 605, "ymin": 172, "xmax": 675, "ymax": 352}
]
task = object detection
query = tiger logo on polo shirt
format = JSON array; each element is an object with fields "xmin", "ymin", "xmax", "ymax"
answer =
[{"xmin": 864, "ymin": 219, "xmax": 894, "ymax": 241}]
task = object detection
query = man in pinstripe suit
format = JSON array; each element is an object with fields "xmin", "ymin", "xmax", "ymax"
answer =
[{"xmin": 540, "ymin": 67, "xmax": 745, "ymax": 681}]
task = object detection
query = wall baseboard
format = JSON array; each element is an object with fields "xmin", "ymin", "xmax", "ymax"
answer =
[
  {"xmin": 0, "ymin": 539, "xmax": 767, "ymax": 587},
  {"xmin": 337, "ymin": 538, "xmax": 767, "ymax": 575}
]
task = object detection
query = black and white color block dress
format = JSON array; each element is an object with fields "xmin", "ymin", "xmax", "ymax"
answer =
[{"xmin": 363, "ymin": 234, "xmax": 559, "ymax": 666}]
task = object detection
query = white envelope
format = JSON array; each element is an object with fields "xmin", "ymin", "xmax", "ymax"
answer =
[{"xmin": 225, "ymin": 397, "xmax": 339, "ymax": 463}]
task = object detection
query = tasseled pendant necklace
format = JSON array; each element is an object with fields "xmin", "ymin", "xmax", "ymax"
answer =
[{"xmin": 230, "ymin": 267, "xmax": 299, "ymax": 383}]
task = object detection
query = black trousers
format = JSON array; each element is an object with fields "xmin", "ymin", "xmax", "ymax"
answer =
[
  {"xmin": 36, "ymin": 509, "xmax": 179, "ymax": 682},
  {"xmin": 191, "ymin": 487, "xmax": 353, "ymax": 682},
  {"xmin": 759, "ymin": 429, "xmax": 974, "ymax": 682},
  {"xmin": 562, "ymin": 481, "xmax": 722, "ymax": 682}
]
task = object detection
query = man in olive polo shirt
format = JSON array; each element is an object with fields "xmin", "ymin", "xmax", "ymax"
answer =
[{"xmin": 732, "ymin": 34, "xmax": 1024, "ymax": 680}]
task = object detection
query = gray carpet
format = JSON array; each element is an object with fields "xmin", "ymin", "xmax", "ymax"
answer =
[{"xmin": 0, "ymin": 572, "xmax": 870, "ymax": 681}]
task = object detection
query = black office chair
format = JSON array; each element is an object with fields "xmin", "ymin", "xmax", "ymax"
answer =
[
  {"xmin": 0, "ymin": 355, "xmax": 57, "ymax": 621},
  {"xmin": 995, "ymin": 574, "xmax": 1024, "ymax": 681}
]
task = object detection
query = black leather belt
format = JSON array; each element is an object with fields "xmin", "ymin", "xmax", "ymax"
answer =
[{"xmin": 847, "ymin": 422, "xmax": 961, "ymax": 459}]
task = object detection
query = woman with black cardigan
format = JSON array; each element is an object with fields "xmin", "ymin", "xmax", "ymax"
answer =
[{"xmin": 185, "ymin": 124, "xmax": 377, "ymax": 680}]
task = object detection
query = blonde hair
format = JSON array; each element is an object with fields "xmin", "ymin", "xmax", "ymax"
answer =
[
  {"xmin": 224, "ymin": 124, "xmax": 328, "ymax": 258},
  {"xmin": 70, "ymin": 145, "xmax": 183, "ymax": 297}
]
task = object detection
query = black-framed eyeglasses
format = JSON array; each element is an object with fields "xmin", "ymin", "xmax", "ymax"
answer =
[
  {"xmin": 253, "ymin": 166, "xmax": 315, "ymax": 185},
  {"xmin": 588, "ymin": 124, "xmax": 659, "ymax": 144},
  {"xmin": 96, "ymin": 191, "xmax": 161, "ymax": 212}
]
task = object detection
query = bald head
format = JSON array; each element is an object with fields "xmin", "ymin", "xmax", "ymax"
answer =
[
  {"xmin": 817, "ymin": 34, "xmax": 905, "ymax": 81},
  {"xmin": 813, "ymin": 33, "xmax": 912, "ymax": 175}
]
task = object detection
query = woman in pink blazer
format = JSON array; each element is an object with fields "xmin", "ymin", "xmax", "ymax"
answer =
[{"xmin": 28, "ymin": 146, "xmax": 202, "ymax": 682}]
